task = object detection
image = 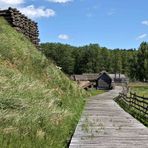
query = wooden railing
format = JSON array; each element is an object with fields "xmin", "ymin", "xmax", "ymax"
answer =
[{"xmin": 118, "ymin": 92, "xmax": 148, "ymax": 125}]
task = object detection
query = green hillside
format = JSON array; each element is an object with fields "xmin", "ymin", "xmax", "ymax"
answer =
[{"xmin": 0, "ymin": 17, "xmax": 87, "ymax": 148}]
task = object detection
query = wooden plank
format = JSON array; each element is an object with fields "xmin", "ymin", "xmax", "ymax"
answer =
[{"xmin": 69, "ymin": 86, "xmax": 148, "ymax": 148}]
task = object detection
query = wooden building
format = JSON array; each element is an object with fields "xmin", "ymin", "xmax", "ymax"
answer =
[
  {"xmin": 71, "ymin": 71, "xmax": 128, "ymax": 90},
  {"xmin": 70, "ymin": 74, "xmax": 99, "ymax": 89},
  {"xmin": 109, "ymin": 73, "xmax": 127, "ymax": 83},
  {"xmin": 96, "ymin": 71, "xmax": 112, "ymax": 90}
]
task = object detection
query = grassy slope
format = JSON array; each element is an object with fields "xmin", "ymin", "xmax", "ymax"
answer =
[{"xmin": 0, "ymin": 17, "xmax": 87, "ymax": 148}]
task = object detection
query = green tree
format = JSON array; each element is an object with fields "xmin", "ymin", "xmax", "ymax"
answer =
[
  {"xmin": 137, "ymin": 42, "xmax": 148, "ymax": 81},
  {"xmin": 41, "ymin": 43, "xmax": 75, "ymax": 74},
  {"xmin": 41, "ymin": 42, "xmax": 147, "ymax": 82}
]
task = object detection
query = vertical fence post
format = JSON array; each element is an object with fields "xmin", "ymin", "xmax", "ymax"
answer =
[
  {"xmin": 142, "ymin": 95, "xmax": 144, "ymax": 115},
  {"xmin": 145, "ymin": 106, "xmax": 148, "ymax": 120},
  {"xmin": 130, "ymin": 92, "xmax": 132, "ymax": 107}
]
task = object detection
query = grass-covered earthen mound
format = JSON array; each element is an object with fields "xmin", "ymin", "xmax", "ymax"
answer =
[{"xmin": 0, "ymin": 17, "xmax": 87, "ymax": 148}]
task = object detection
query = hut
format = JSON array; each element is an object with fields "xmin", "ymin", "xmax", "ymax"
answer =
[
  {"xmin": 71, "ymin": 71, "xmax": 128, "ymax": 90},
  {"xmin": 109, "ymin": 73, "xmax": 127, "ymax": 83},
  {"xmin": 70, "ymin": 75, "xmax": 94, "ymax": 89},
  {"xmin": 96, "ymin": 71, "xmax": 112, "ymax": 90}
]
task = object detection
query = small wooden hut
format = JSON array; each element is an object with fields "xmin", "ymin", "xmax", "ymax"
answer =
[{"xmin": 96, "ymin": 71, "xmax": 112, "ymax": 90}]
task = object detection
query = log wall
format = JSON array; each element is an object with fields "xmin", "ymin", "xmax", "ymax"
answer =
[{"xmin": 0, "ymin": 7, "xmax": 40, "ymax": 48}]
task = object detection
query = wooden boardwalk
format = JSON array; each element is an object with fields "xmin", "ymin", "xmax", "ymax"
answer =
[{"xmin": 69, "ymin": 87, "xmax": 148, "ymax": 148}]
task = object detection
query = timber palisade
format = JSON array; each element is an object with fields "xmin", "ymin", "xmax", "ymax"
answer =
[
  {"xmin": 0, "ymin": 7, "xmax": 40, "ymax": 48},
  {"xmin": 69, "ymin": 87, "xmax": 148, "ymax": 148}
]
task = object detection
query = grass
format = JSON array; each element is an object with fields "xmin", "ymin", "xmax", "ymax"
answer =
[
  {"xmin": 88, "ymin": 89, "xmax": 105, "ymax": 96},
  {"xmin": 128, "ymin": 83, "xmax": 148, "ymax": 97},
  {"xmin": 0, "ymin": 17, "xmax": 88, "ymax": 148}
]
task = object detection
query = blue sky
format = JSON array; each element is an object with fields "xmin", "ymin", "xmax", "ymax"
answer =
[{"xmin": 0, "ymin": 0, "xmax": 148, "ymax": 49}]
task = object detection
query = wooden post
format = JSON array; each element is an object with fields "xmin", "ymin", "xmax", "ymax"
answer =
[
  {"xmin": 130, "ymin": 92, "xmax": 132, "ymax": 107},
  {"xmin": 145, "ymin": 106, "xmax": 148, "ymax": 119}
]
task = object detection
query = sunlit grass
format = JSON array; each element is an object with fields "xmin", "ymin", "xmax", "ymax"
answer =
[
  {"xmin": 89, "ymin": 89, "xmax": 105, "ymax": 96},
  {"xmin": 0, "ymin": 17, "xmax": 88, "ymax": 148},
  {"xmin": 129, "ymin": 83, "xmax": 148, "ymax": 97}
]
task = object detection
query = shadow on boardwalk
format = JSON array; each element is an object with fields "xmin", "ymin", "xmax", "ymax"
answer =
[{"xmin": 69, "ymin": 86, "xmax": 148, "ymax": 148}]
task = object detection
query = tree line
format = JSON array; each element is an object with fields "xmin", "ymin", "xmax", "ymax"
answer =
[{"xmin": 40, "ymin": 42, "xmax": 148, "ymax": 81}]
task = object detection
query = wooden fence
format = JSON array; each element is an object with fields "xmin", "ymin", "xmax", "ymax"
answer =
[
  {"xmin": 0, "ymin": 7, "xmax": 39, "ymax": 48},
  {"xmin": 119, "ymin": 92, "xmax": 148, "ymax": 123}
]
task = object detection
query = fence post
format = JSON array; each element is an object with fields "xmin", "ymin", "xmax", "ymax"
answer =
[
  {"xmin": 142, "ymin": 95, "xmax": 144, "ymax": 115},
  {"xmin": 130, "ymin": 92, "xmax": 132, "ymax": 107},
  {"xmin": 145, "ymin": 106, "xmax": 148, "ymax": 119},
  {"xmin": 134, "ymin": 92, "xmax": 136, "ymax": 106}
]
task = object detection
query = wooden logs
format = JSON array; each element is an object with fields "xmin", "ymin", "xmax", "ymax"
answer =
[{"xmin": 0, "ymin": 7, "xmax": 40, "ymax": 48}]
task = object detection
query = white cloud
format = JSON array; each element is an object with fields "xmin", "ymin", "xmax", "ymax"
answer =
[
  {"xmin": 48, "ymin": 0, "xmax": 73, "ymax": 3},
  {"xmin": 0, "ymin": 0, "xmax": 24, "ymax": 9},
  {"xmin": 0, "ymin": 0, "xmax": 23, "ymax": 5},
  {"xmin": 0, "ymin": 1, "xmax": 56, "ymax": 19},
  {"xmin": 19, "ymin": 5, "xmax": 55, "ymax": 19},
  {"xmin": 58, "ymin": 34, "xmax": 70, "ymax": 40},
  {"xmin": 136, "ymin": 34, "xmax": 147, "ymax": 40},
  {"xmin": 142, "ymin": 20, "xmax": 148, "ymax": 26}
]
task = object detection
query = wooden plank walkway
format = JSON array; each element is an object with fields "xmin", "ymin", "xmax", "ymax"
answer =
[{"xmin": 69, "ymin": 86, "xmax": 148, "ymax": 148}]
